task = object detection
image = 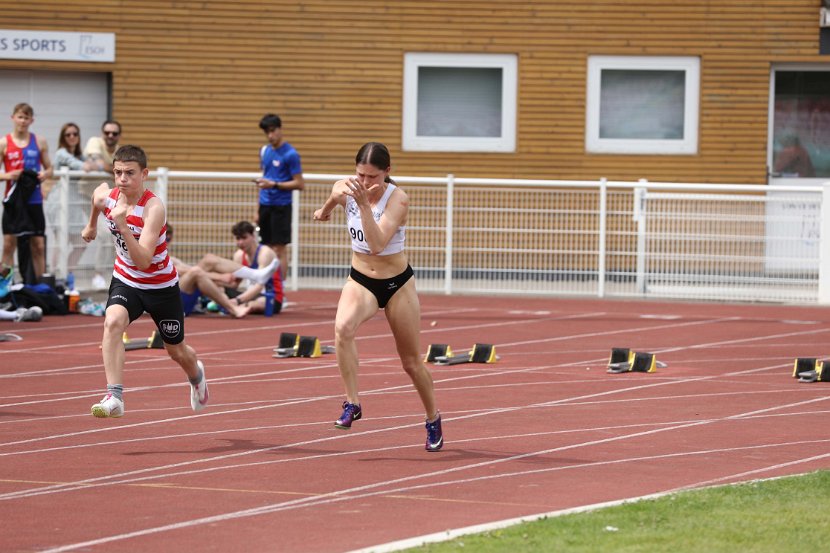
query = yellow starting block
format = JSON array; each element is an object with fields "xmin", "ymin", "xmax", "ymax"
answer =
[
  {"xmin": 793, "ymin": 358, "xmax": 830, "ymax": 383},
  {"xmin": 428, "ymin": 343, "xmax": 498, "ymax": 366},
  {"xmin": 606, "ymin": 347, "xmax": 666, "ymax": 373},
  {"xmin": 273, "ymin": 332, "xmax": 335, "ymax": 358},
  {"xmin": 124, "ymin": 330, "xmax": 164, "ymax": 351}
]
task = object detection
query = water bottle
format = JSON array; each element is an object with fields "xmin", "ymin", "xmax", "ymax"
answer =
[
  {"xmin": 264, "ymin": 289, "xmax": 275, "ymax": 317},
  {"xmin": 66, "ymin": 271, "xmax": 75, "ymax": 291}
]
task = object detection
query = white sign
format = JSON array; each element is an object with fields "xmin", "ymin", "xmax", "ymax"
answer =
[{"xmin": 0, "ymin": 30, "xmax": 115, "ymax": 63}]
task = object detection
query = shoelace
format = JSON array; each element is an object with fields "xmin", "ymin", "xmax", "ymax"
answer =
[
  {"xmin": 341, "ymin": 403, "xmax": 358, "ymax": 421},
  {"xmin": 426, "ymin": 419, "xmax": 441, "ymax": 442}
]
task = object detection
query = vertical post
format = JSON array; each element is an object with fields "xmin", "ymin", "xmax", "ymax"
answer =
[
  {"xmin": 634, "ymin": 180, "xmax": 648, "ymax": 295},
  {"xmin": 290, "ymin": 191, "xmax": 300, "ymax": 292},
  {"xmin": 57, "ymin": 166, "xmax": 70, "ymax": 280},
  {"xmin": 597, "ymin": 178, "xmax": 607, "ymax": 298},
  {"xmin": 444, "ymin": 174, "xmax": 454, "ymax": 295},
  {"xmin": 819, "ymin": 182, "xmax": 830, "ymax": 304},
  {"xmin": 155, "ymin": 167, "xmax": 169, "ymax": 206}
]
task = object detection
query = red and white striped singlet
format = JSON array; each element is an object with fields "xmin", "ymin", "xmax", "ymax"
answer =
[{"xmin": 104, "ymin": 188, "xmax": 178, "ymax": 289}]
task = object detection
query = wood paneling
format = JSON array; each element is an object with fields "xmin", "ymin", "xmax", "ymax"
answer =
[{"xmin": 1, "ymin": 1, "xmax": 824, "ymax": 183}]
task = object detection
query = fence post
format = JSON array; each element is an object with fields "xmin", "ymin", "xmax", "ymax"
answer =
[
  {"xmin": 57, "ymin": 166, "xmax": 70, "ymax": 280},
  {"xmin": 444, "ymin": 174, "xmax": 454, "ymax": 295},
  {"xmin": 156, "ymin": 167, "xmax": 168, "ymax": 206},
  {"xmin": 598, "ymin": 178, "xmax": 607, "ymax": 298},
  {"xmin": 634, "ymin": 180, "xmax": 648, "ymax": 295},
  {"xmin": 290, "ymin": 191, "xmax": 300, "ymax": 292},
  {"xmin": 819, "ymin": 182, "xmax": 830, "ymax": 304}
]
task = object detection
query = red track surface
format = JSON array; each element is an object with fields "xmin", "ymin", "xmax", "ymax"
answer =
[{"xmin": 2, "ymin": 291, "xmax": 830, "ymax": 552}]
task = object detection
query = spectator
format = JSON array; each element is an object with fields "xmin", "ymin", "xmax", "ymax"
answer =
[
  {"xmin": 166, "ymin": 223, "xmax": 280, "ymax": 318},
  {"xmin": 225, "ymin": 220, "xmax": 283, "ymax": 315},
  {"xmin": 83, "ymin": 120, "xmax": 121, "ymax": 173},
  {"xmin": 54, "ymin": 123, "xmax": 94, "ymax": 172},
  {"xmin": 1, "ymin": 102, "xmax": 53, "ymax": 283},
  {"xmin": 253, "ymin": 113, "xmax": 304, "ymax": 282}
]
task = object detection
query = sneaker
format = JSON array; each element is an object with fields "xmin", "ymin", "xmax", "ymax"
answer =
[
  {"xmin": 335, "ymin": 401, "xmax": 362, "ymax": 429},
  {"xmin": 425, "ymin": 414, "xmax": 444, "ymax": 452},
  {"xmin": 190, "ymin": 360, "xmax": 209, "ymax": 411},
  {"xmin": 0, "ymin": 265, "xmax": 12, "ymax": 298},
  {"xmin": 91, "ymin": 394, "xmax": 124, "ymax": 418},
  {"xmin": 15, "ymin": 306, "xmax": 43, "ymax": 322}
]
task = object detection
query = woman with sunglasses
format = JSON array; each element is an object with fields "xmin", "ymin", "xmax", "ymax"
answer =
[{"xmin": 54, "ymin": 123, "xmax": 94, "ymax": 172}]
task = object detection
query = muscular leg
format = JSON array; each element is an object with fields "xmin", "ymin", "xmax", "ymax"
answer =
[
  {"xmin": 333, "ymin": 279, "xmax": 378, "ymax": 405},
  {"xmin": 179, "ymin": 264, "xmax": 249, "ymax": 318},
  {"xmin": 163, "ymin": 340, "xmax": 200, "ymax": 380},
  {"xmin": 385, "ymin": 281, "xmax": 439, "ymax": 420},
  {"xmin": 101, "ymin": 304, "xmax": 130, "ymax": 386},
  {"xmin": 192, "ymin": 267, "xmax": 250, "ymax": 318}
]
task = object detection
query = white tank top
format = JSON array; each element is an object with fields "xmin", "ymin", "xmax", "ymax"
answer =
[{"xmin": 345, "ymin": 183, "xmax": 405, "ymax": 256}]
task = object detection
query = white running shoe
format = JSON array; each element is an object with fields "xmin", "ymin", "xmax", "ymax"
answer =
[
  {"xmin": 15, "ymin": 306, "xmax": 43, "ymax": 322},
  {"xmin": 190, "ymin": 360, "xmax": 209, "ymax": 411},
  {"xmin": 91, "ymin": 394, "xmax": 124, "ymax": 418}
]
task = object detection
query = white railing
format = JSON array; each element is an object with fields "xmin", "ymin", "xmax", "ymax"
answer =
[{"xmin": 32, "ymin": 167, "xmax": 830, "ymax": 304}]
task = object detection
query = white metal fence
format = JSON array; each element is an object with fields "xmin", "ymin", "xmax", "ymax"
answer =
[{"xmin": 28, "ymin": 168, "xmax": 830, "ymax": 304}]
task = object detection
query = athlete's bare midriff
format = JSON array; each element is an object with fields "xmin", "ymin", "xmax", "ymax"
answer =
[{"xmin": 351, "ymin": 250, "xmax": 408, "ymax": 279}]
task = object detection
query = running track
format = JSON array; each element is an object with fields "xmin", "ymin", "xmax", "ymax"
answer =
[{"xmin": 2, "ymin": 291, "xmax": 829, "ymax": 552}]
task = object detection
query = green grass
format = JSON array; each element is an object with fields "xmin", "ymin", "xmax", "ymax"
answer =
[{"xmin": 405, "ymin": 470, "xmax": 830, "ymax": 552}]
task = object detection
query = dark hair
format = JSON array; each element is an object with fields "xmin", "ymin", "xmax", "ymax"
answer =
[
  {"xmin": 101, "ymin": 119, "xmax": 122, "ymax": 133},
  {"xmin": 58, "ymin": 123, "xmax": 83, "ymax": 157},
  {"xmin": 165, "ymin": 223, "xmax": 173, "ymax": 243},
  {"xmin": 113, "ymin": 145, "xmax": 147, "ymax": 169},
  {"xmin": 231, "ymin": 221, "xmax": 256, "ymax": 238},
  {"xmin": 355, "ymin": 142, "xmax": 393, "ymax": 183},
  {"xmin": 259, "ymin": 113, "xmax": 282, "ymax": 132}
]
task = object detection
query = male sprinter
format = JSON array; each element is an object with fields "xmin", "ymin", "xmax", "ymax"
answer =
[{"xmin": 81, "ymin": 145, "xmax": 207, "ymax": 418}]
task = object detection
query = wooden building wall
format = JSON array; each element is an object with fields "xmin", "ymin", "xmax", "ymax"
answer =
[{"xmin": 1, "ymin": 0, "xmax": 825, "ymax": 183}]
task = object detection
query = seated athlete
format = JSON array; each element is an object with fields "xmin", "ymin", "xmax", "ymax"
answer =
[
  {"xmin": 166, "ymin": 223, "xmax": 279, "ymax": 318},
  {"xmin": 218, "ymin": 221, "xmax": 284, "ymax": 315}
]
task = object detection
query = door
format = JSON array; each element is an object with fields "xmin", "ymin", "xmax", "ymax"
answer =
[{"xmin": 767, "ymin": 66, "xmax": 830, "ymax": 272}]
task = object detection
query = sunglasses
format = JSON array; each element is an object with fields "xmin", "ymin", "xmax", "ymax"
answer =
[
  {"xmin": 64, "ymin": 132, "xmax": 79, "ymax": 137},
  {"xmin": 104, "ymin": 131, "xmax": 120, "ymax": 136}
]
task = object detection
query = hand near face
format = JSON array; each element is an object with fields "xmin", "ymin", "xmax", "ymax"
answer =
[{"xmin": 109, "ymin": 203, "xmax": 128, "ymax": 231}]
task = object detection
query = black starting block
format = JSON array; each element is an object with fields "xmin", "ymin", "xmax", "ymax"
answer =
[
  {"xmin": 429, "ymin": 343, "xmax": 498, "ymax": 366},
  {"xmin": 424, "ymin": 343, "xmax": 452, "ymax": 363},
  {"xmin": 793, "ymin": 357, "xmax": 830, "ymax": 383},
  {"xmin": 607, "ymin": 347, "xmax": 666, "ymax": 373},
  {"xmin": 273, "ymin": 332, "xmax": 335, "ymax": 358},
  {"xmin": 124, "ymin": 330, "xmax": 164, "ymax": 351}
]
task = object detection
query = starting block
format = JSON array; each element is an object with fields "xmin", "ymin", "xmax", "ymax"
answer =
[
  {"xmin": 0, "ymin": 333, "xmax": 22, "ymax": 342},
  {"xmin": 273, "ymin": 332, "xmax": 335, "ymax": 358},
  {"xmin": 429, "ymin": 343, "xmax": 498, "ymax": 366},
  {"xmin": 424, "ymin": 344, "xmax": 452, "ymax": 363},
  {"xmin": 607, "ymin": 347, "xmax": 666, "ymax": 373},
  {"xmin": 793, "ymin": 357, "xmax": 830, "ymax": 383},
  {"xmin": 124, "ymin": 330, "xmax": 164, "ymax": 350}
]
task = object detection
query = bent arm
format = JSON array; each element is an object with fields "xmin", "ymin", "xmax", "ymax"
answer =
[
  {"xmin": 117, "ymin": 197, "xmax": 166, "ymax": 270},
  {"xmin": 360, "ymin": 188, "xmax": 408, "ymax": 255},
  {"xmin": 313, "ymin": 179, "xmax": 349, "ymax": 221},
  {"xmin": 81, "ymin": 183, "xmax": 112, "ymax": 242}
]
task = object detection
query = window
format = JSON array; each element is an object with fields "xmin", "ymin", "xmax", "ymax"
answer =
[
  {"xmin": 403, "ymin": 53, "xmax": 517, "ymax": 152},
  {"xmin": 586, "ymin": 56, "xmax": 700, "ymax": 154}
]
